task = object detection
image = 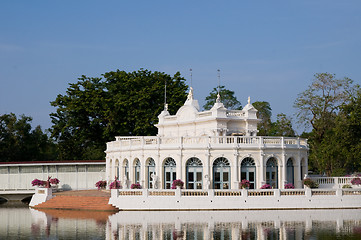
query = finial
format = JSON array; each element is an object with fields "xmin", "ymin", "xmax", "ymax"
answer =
[
  {"xmin": 248, "ymin": 96, "xmax": 251, "ymax": 104},
  {"xmin": 187, "ymin": 87, "xmax": 194, "ymax": 100}
]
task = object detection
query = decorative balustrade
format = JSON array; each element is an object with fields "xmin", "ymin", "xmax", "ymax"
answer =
[
  {"xmin": 310, "ymin": 177, "xmax": 358, "ymax": 188},
  {"xmin": 215, "ymin": 191, "xmax": 242, "ymax": 196},
  {"xmin": 280, "ymin": 190, "xmax": 305, "ymax": 196},
  {"xmin": 181, "ymin": 190, "xmax": 208, "ymax": 196},
  {"xmin": 108, "ymin": 136, "xmax": 308, "ymax": 151},
  {"xmin": 248, "ymin": 190, "xmax": 274, "ymax": 196},
  {"xmin": 115, "ymin": 188, "xmax": 360, "ymax": 198}
]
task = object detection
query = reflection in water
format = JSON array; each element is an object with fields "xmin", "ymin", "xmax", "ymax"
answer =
[{"xmin": 1, "ymin": 207, "xmax": 361, "ymax": 239}]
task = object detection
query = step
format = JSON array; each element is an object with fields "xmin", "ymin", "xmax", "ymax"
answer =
[{"xmin": 33, "ymin": 195, "xmax": 118, "ymax": 211}]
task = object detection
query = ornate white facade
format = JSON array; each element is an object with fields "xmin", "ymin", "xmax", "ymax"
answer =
[{"xmin": 106, "ymin": 88, "xmax": 308, "ymax": 189}]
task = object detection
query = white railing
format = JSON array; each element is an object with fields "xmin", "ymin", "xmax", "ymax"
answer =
[
  {"xmin": 114, "ymin": 188, "xmax": 361, "ymax": 198},
  {"xmin": 310, "ymin": 177, "xmax": 360, "ymax": 189},
  {"xmin": 107, "ymin": 136, "xmax": 308, "ymax": 151}
]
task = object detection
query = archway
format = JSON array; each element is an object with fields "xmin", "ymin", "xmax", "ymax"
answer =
[
  {"xmin": 266, "ymin": 157, "xmax": 278, "ymax": 188},
  {"xmin": 213, "ymin": 157, "xmax": 230, "ymax": 189},
  {"xmin": 186, "ymin": 157, "xmax": 203, "ymax": 189},
  {"xmin": 286, "ymin": 158, "xmax": 294, "ymax": 185},
  {"xmin": 134, "ymin": 159, "xmax": 141, "ymax": 184},
  {"xmin": 123, "ymin": 159, "xmax": 129, "ymax": 180},
  {"xmin": 163, "ymin": 158, "xmax": 176, "ymax": 189},
  {"xmin": 146, "ymin": 158, "xmax": 156, "ymax": 189},
  {"xmin": 241, "ymin": 157, "xmax": 256, "ymax": 189}
]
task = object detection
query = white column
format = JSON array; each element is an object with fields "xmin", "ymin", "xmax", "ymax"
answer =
[
  {"xmin": 157, "ymin": 154, "xmax": 163, "ymax": 189},
  {"xmin": 232, "ymin": 153, "xmax": 239, "ymax": 189},
  {"xmin": 204, "ymin": 152, "xmax": 211, "ymax": 189},
  {"xmin": 282, "ymin": 153, "xmax": 287, "ymax": 189},
  {"xmin": 259, "ymin": 152, "xmax": 265, "ymax": 188}
]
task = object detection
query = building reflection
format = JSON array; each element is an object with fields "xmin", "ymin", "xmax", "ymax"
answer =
[
  {"xmin": 25, "ymin": 208, "xmax": 361, "ymax": 240},
  {"xmin": 105, "ymin": 210, "xmax": 361, "ymax": 240}
]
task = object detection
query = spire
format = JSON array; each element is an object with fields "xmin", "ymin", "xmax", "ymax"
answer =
[
  {"xmin": 248, "ymin": 96, "xmax": 251, "ymax": 105},
  {"xmin": 216, "ymin": 69, "xmax": 221, "ymax": 103}
]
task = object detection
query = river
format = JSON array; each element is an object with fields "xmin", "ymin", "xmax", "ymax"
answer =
[{"xmin": 1, "ymin": 203, "xmax": 361, "ymax": 239}]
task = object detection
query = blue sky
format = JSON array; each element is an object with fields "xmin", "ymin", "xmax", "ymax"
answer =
[{"xmin": 1, "ymin": 1, "xmax": 360, "ymax": 134}]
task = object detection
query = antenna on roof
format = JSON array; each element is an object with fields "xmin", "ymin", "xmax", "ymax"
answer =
[{"xmin": 216, "ymin": 69, "xmax": 221, "ymax": 103}]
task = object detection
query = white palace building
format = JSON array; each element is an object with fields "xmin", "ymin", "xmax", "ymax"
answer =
[{"xmin": 105, "ymin": 88, "xmax": 309, "ymax": 190}]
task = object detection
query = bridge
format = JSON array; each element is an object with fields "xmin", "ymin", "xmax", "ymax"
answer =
[
  {"xmin": 0, "ymin": 189, "xmax": 35, "ymax": 202},
  {"xmin": 0, "ymin": 160, "xmax": 106, "ymax": 203}
]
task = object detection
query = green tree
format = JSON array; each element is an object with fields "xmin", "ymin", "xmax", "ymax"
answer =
[
  {"xmin": 294, "ymin": 73, "xmax": 358, "ymax": 175},
  {"xmin": 50, "ymin": 69, "xmax": 188, "ymax": 160},
  {"xmin": 269, "ymin": 113, "xmax": 296, "ymax": 137},
  {"xmin": 252, "ymin": 101, "xmax": 272, "ymax": 136},
  {"xmin": 0, "ymin": 113, "xmax": 56, "ymax": 162},
  {"xmin": 203, "ymin": 86, "xmax": 241, "ymax": 110}
]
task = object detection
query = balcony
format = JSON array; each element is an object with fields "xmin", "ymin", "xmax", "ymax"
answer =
[{"xmin": 106, "ymin": 136, "xmax": 308, "ymax": 152}]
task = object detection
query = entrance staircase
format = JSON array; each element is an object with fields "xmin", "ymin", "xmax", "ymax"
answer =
[{"xmin": 32, "ymin": 190, "xmax": 118, "ymax": 212}]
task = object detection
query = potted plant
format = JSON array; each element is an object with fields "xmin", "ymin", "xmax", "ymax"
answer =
[
  {"xmin": 303, "ymin": 178, "xmax": 319, "ymax": 188},
  {"xmin": 49, "ymin": 177, "xmax": 60, "ymax": 191},
  {"xmin": 31, "ymin": 178, "xmax": 46, "ymax": 187},
  {"xmin": 260, "ymin": 184, "xmax": 272, "ymax": 189},
  {"xmin": 171, "ymin": 179, "xmax": 184, "ymax": 189},
  {"xmin": 109, "ymin": 177, "xmax": 122, "ymax": 189},
  {"xmin": 284, "ymin": 183, "xmax": 295, "ymax": 189},
  {"xmin": 130, "ymin": 183, "xmax": 142, "ymax": 189},
  {"xmin": 95, "ymin": 180, "xmax": 107, "ymax": 190},
  {"xmin": 351, "ymin": 177, "xmax": 361, "ymax": 186},
  {"xmin": 239, "ymin": 179, "xmax": 251, "ymax": 189}
]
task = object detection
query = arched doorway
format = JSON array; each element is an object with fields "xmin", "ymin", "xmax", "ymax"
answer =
[
  {"xmin": 146, "ymin": 158, "xmax": 156, "ymax": 188},
  {"xmin": 213, "ymin": 157, "xmax": 230, "ymax": 189},
  {"xmin": 164, "ymin": 158, "xmax": 176, "ymax": 189},
  {"xmin": 186, "ymin": 157, "xmax": 203, "ymax": 189},
  {"xmin": 266, "ymin": 157, "xmax": 278, "ymax": 188},
  {"xmin": 134, "ymin": 159, "xmax": 141, "ymax": 184},
  {"xmin": 241, "ymin": 157, "xmax": 256, "ymax": 189},
  {"xmin": 287, "ymin": 158, "xmax": 294, "ymax": 185}
]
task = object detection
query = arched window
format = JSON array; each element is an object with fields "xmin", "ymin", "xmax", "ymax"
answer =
[
  {"xmin": 123, "ymin": 159, "xmax": 129, "ymax": 180},
  {"xmin": 134, "ymin": 159, "xmax": 141, "ymax": 184},
  {"xmin": 186, "ymin": 158, "xmax": 203, "ymax": 189},
  {"xmin": 147, "ymin": 158, "xmax": 156, "ymax": 189},
  {"xmin": 213, "ymin": 157, "xmax": 230, "ymax": 189},
  {"xmin": 241, "ymin": 157, "xmax": 256, "ymax": 189},
  {"xmin": 164, "ymin": 158, "xmax": 176, "ymax": 189},
  {"xmin": 115, "ymin": 159, "xmax": 120, "ymax": 179},
  {"xmin": 266, "ymin": 157, "xmax": 278, "ymax": 188},
  {"xmin": 286, "ymin": 158, "xmax": 294, "ymax": 185}
]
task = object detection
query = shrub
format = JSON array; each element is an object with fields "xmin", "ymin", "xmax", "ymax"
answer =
[
  {"xmin": 284, "ymin": 183, "xmax": 295, "ymax": 189},
  {"xmin": 342, "ymin": 184, "xmax": 352, "ymax": 189},
  {"xmin": 130, "ymin": 183, "xmax": 142, "ymax": 189},
  {"xmin": 351, "ymin": 177, "xmax": 361, "ymax": 185},
  {"xmin": 31, "ymin": 178, "xmax": 46, "ymax": 187},
  {"xmin": 95, "ymin": 180, "xmax": 107, "ymax": 190},
  {"xmin": 239, "ymin": 179, "xmax": 250, "ymax": 189},
  {"xmin": 171, "ymin": 179, "xmax": 184, "ymax": 189},
  {"xmin": 109, "ymin": 180, "xmax": 121, "ymax": 189},
  {"xmin": 49, "ymin": 178, "xmax": 60, "ymax": 185},
  {"xmin": 303, "ymin": 178, "xmax": 319, "ymax": 188},
  {"xmin": 260, "ymin": 184, "xmax": 271, "ymax": 189}
]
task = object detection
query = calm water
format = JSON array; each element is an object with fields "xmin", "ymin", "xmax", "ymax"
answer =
[{"xmin": 1, "ymin": 203, "xmax": 361, "ymax": 239}]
